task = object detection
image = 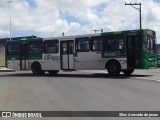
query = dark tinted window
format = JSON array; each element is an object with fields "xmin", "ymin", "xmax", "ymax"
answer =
[
  {"xmin": 75, "ymin": 37, "xmax": 89, "ymax": 52},
  {"xmin": 7, "ymin": 43, "xmax": 20, "ymax": 55},
  {"xmin": 61, "ymin": 41, "xmax": 74, "ymax": 54},
  {"xmin": 68, "ymin": 41, "xmax": 74, "ymax": 54},
  {"xmin": 107, "ymin": 35, "xmax": 124, "ymax": 51},
  {"xmin": 62, "ymin": 42, "xmax": 68, "ymax": 54},
  {"xmin": 29, "ymin": 41, "xmax": 43, "ymax": 54},
  {"xmin": 44, "ymin": 40, "xmax": 58, "ymax": 54},
  {"xmin": 91, "ymin": 36, "xmax": 104, "ymax": 51}
]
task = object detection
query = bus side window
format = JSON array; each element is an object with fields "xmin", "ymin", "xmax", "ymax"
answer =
[
  {"xmin": 106, "ymin": 35, "xmax": 124, "ymax": 51},
  {"xmin": 91, "ymin": 36, "xmax": 104, "ymax": 51},
  {"xmin": 29, "ymin": 41, "xmax": 43, "ymax": 54},
  {"xmin": 44, "ymin": 40, "xmax": 58, "ymax": 54},
  {"xmin": 7, "ymin": 43, "xmax": 20, "ymax": 55},
  {"xmin": 107, "ymin": 39, "xmax": 111, "ymax": 50},
  {"xmin": 106, "ymin": 36, "xmax": 115, "ymax": 50},
  {"xmin": 75, "ymin": 37, "xmax": 90, "ymax": 52},
  {"xmin": 119, "ymin": 39, "xmax": 124, "ymax": 50}
]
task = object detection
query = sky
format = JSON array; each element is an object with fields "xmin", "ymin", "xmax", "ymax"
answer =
[{"xmin": 0, "ymin": 0, "xmax": 160, "ymax": 43}]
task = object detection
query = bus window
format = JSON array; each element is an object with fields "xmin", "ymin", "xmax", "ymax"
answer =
[
  {"xmin": 44, "ymin": 40, "xmax": 58, "ymax": 54},
  {"xmin": 106, "ymin": 35, "xmax": 124, "ymax": 51},
  {"xmin": 29, "ymin": 41, "xmax": 43, "ymax": 54},
  {"xmin": 91, "ymin": 36, "xmax": 104, "ymax": 51},
  {"xmin": 69, "ymin": 41, "xmax": 74, "ymax": 54},
  {"xmin": 143, "ymin": 35, "xmax": 156, "ymax": 54},
  {"xmin": 7, "ymin": 43, "xmax": 20, "ymax": 55},
  {"xmin": 75, "ymin": 37, "xmax": 89, "ymax": 52},
  {"xmin": 119, "ymin": 41, "xmax": 124, "ymax": 50},
  {"xmin": 61, "ymin": 41, "xmax": 74, "ymax": 54},
  {"xmin": 62, "ymin": 42, "xmax": 68, "ymax": 54}
]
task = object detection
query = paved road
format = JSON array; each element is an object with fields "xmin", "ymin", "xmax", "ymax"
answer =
[{"xmin": 0, "ymin": 70, "xmax": 160, "ymax": 120}]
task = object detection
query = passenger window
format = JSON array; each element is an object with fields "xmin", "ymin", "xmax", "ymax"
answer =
[
  {"xmin": 68, "ymin": 41, "xmax": 74, "ymax": 54},
  {"xmin": 44, "ymin": 40, "xmax": 58, "ymax": 54},
  {"xmin": 29, "ymin": 41, "xmax": 43, "ymax": 54},
  {"xmin": 75, "ymin": 37, "xmax": 90, "ymax": 52},
  {"xmin": 107, "ymin": 35, "xmax": 124, "ymax": 51},
  {"xmin": 7, "ymin": 43, "xmax": 20, "ymax": 55},
  {"xmin": 91, "ymin": 36, "xmax": 104, "ymax": 51},
  {"xmin": 62, "ymin": 42, "xmax": 68, "ymax": 54}
]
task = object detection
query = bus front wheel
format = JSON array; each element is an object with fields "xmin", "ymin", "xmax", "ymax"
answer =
[
  {"xmin": 107, "ymin": 61, "xmax": 121, "ymax": 76},
  {"xmin": 31, "ymin": 63, "xmax": 44, "ymax": 75},
  {"xmin": 122, "ymin": 69, "xmax": 134, "ymax": 76}
]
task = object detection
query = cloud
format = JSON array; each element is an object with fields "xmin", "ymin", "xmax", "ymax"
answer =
[
  {"xmin": 0, "ymin": 0, "xmax": 160, "ymax": 43},
  {"xmin": 0, "ymin": 29, "xmax": 9, "ymax": 37}
]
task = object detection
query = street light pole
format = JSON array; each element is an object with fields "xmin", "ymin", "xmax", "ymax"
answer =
[
  {"xmin": 125, "ymin": 2, "xmax": 142, "ymax": 29},
  {"xmin": 7, "ymin": 1, "xmax": 13, "ymax": 41}
]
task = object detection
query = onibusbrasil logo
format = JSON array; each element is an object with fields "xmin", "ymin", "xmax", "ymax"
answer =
[{"xmin": 2, "ymin": 112, "xmax": 42, "ymax": 118}]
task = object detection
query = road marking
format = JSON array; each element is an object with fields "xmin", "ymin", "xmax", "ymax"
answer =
[
  {"xmin": 156, "ymin": 80, "xmax": 160, "ymax": 82},
  {"xmin": 132, "ymin": 76, "xmax": 160, "ymax": 83}
]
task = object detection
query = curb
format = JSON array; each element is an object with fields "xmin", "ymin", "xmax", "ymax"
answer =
[{"xmin": 0, "ymin": 68, "xmax": 15, "ymax": 72}]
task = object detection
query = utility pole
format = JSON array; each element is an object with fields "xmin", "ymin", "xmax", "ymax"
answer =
[
  {"xmin": 7, "ymin": 1, "xmax": 13, "ymax": 41},
  {"xmin": 125, "ymin": 2, "xmax": 142, "ymax": 29}
]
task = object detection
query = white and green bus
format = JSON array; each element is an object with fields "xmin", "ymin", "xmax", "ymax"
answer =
[{"xmin": 5, "ymin": 29, "xmax": 157, "ymax": 76}]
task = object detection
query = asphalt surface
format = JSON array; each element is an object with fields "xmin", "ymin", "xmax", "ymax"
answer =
[{"xmin": 0, "ymin": 69, "xmax": 160, "ymax": 120}]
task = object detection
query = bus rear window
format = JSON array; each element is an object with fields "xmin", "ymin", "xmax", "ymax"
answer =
[{"xmin": 7, "ymin": 43, "xmax": 20, "ymax": 55}]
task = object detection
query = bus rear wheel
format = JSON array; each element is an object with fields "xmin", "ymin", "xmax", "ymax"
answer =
[
  {"xmin": 107, "ymin": 61, "xmax": 121, "ymax": 76},
  {"xmin": 48, "ymin": 70, "xmax": 59, "ymax": 75},
  {"xmin": 31, "ymin": 63, "xmax": 44, "ymax": 75},
  {"xmin": 122, "ymin": 69, "xmax": 134, "ymax": 76}
]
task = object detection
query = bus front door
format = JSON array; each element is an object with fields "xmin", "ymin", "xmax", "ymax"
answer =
[
  {"xmin": 126, "ymin": 35, "xmax": 141, "ymax": 69},
  {"xmin": 60, "ymin": 40, "xmax": 74, "ymax": 70},
  {"xmin": 20, "ymin": 43, "xmax": 29, "ymax": 70}
]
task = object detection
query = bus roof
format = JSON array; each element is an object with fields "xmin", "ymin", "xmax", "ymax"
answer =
[
  {"xmin": 6, "ymin": 37, "xmax": 42, "ymax": 43},
  {"xmin": 6, "ymin": 29, "xmax": 155, "ymax": 42}
]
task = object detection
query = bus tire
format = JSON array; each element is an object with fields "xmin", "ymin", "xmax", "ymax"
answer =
[
  {"xmin": 107, "ymin": 61, "xmax": 121, "ymax": 76},
  {"xmin": 48, "ymin": 70, "xmax": 59, "ymax": 75},
  {"xmin": 122, "ymin": 69, "xmax": 134, "ymax": 76},
  {"xmin": 31, "ymin": 62, "xmax": 43, "ymax": 75},
  {"xmin": 41, "ymin": 71, "xmax": 45, "ymax": 75}
]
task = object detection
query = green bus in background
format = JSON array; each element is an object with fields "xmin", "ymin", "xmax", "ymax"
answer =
[{"xmin": 5, "ymin": 29, "xmax": 157, "ymax": 76}]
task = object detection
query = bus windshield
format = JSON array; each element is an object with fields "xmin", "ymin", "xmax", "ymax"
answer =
[{"xmin": 143, "ymin": 35, "xmax": 156, "ymax": 54}]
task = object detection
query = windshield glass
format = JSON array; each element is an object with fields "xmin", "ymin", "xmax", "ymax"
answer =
[{"xmin": 143, "ymin": 35, "xmax": 156, "ymax": 54}]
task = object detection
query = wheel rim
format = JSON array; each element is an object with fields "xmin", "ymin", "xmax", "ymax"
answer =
[
  {"xmin": 107, "ymin": 61, "xmax": 121, "ymax": 75},
  {"xmin": 110, "ymin": 65, "xmax": 116, "ymax": 73}
]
